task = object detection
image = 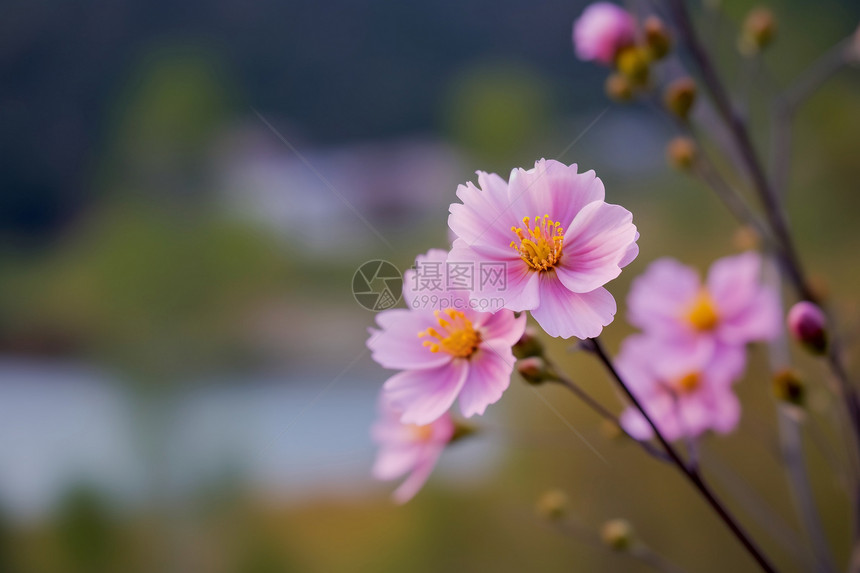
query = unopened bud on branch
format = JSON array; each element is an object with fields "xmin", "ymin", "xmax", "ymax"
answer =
[
  {"xmin": 664, "ymin": 77, "xmax": 697, "ymax": 120},
  {"xmin": 536, "ymin": 489, "xmax": 569, "ymax": 521},
  {"xmin": 666, "ymin": 137, "xmax": 697, "ymax": 170},
  {"xmin": 773, "ymin": 369, "xmax": 806, "ymax": 407},
  {"xmin": 605, "ymin": 73, "xmax": 634, "ymax": 102},
  {"xmin": 616, "ymin": 46, "xmax": 650, "ymax": 85},
  {"xmin": 644, "ymin": 16, "xmax": 671, "ymax": 60},
  {"xmin": 517, "ymin": 356, "xmax": 553, "ymax": 385},
  {"xmin": 513, "ymin": 326, "xmax": 544, "ymax": 359},
  {"xmin": 740, "ymin": 7, "xmax": 777, "ymax": 54},
  {"xmin": 787, "ymin": 301, "xmax": 828, "ymax": 354},
  {"xmin": 601, "ymin": 518, "xmax": 634, "ymax": 551}
]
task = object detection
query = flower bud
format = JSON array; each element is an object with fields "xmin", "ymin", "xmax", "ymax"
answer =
[
  {"xmin": 740, "ymin": 7, "xmax": 777, "ymax": 54},
  {"xmin": 666, "ymin": 137, "xmax": 697, "ymax": 170},
  {"xmin": 615, "ymin": 46, "xmax": 651, "ymax": 85},
  {"xmin": 601, "ymin": 519, "xmax": 634, "ymax": 551},
  {"xmin": 787, "ymin": 301, "xmax": 828, "ymax": 354},
  {"xmin": 773, "ymin": 369, "xmax": 805, "ymax": 407},
  {"xmin": 513, "ymin": 326, "xmax": 544, "ymax": 359},
  {"xmin": 664, "ymin": 77, "xmax": 697, "ymax": 120},
  {"xmin": 573, "ymin": 3, "xmax": 637, "ymax": 66},
  {"xmin": 517, "ymin": 356, "xmax": 553, "ymax": 385},
  {"xmin": 536, "ymin": 489, "xmax": 569, "ymax": 521},
  {"xmin": 605, "ymin": 73, "xmax": 634, "ymax": 102},
  {"xmin": 644, "ymin": 16, "xmax": 671, "ymax": 60}
]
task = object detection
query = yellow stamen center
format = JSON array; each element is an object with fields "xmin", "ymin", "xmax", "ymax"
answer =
[
  {"xmin": 418, "ymin": 309, "xmax": 481, "ymax": 358},
  {"xmin": 675, "ymin": 372, "xmax": 701, "ymax": 393},
  {"xmin": 510, "ymin": 214, "xmax": 564, "ymax": 271},
  {"xmin": 407, "ymin": 424, "xmax": 434, "ymax": 442},
  {"xmin": 686, "ymin": 291, "xmax": 720, "ymax": 331}
]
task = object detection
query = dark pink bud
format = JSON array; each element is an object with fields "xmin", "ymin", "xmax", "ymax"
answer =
[{"xmin": 787, "ymin": 301, "xmax": 827, "ymax": 354}]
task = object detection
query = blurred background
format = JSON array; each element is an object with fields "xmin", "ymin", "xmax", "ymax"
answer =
[{"xmin": 1, "ymin": 0, "xmax": 859, "ymax": 571}]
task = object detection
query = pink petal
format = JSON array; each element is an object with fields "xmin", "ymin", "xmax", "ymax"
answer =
[
  {"xmin": 675, "ymin": 394, "xmax": 712, "ymax": 438},
  {"xmin": 457, "ymin": 345, "xmax": 516, "ymax": 418},
  {"xmin": 556, "ymin": 201, "xmax": 637, "ymax": 293},
  {"xmin": 718, "ymin": 287, "xmax": 781, "ymax": 345},
  {"xmin": 448, "ymin": 241, "xmax": 540, "ymax": 312},
  {"xmin": 373, "ymin": 445, "xmax": 421, "ymax": 481},
  {"xmin": 368, "ymin": 310, "xmax": 451, "ymax": 370},
  {"xmin": 507, "ymin": 160, "xmax": 606, "ymax": 228},
  {"xmin": 704, "ymin": 344, "xmax": 747, "ymax": 387},
  {"xmin": 530, "ymin": 276, "xmax": 617, "ymax": 339},
  {"xmin": 619, "ymin": 232, "xmax": 640, "ymax": 268},
  {"xmin": 402, "ymin": 248, "xmax": 472, "ymax": 311},
  {"xmin": 709, "ymin": 390, "xmax": 741, "ymax": 434},
  {"xmin": 627, "ymin": 258, "xmax": 701, "ymax": 336},
  {"xmin": 573, "ymin": 2, "xmax": 637, "ymax": 64},
  {"xmin": 392, "ymin": 446, "xmax": 443, "ymax": 504},
  {"xmin": 383, "ymin": 360, "xmax": 469, "ymax": 425},
  {"xmin": 476, "ymin": 310, "xmax": 527, "ymax": 347},
  {"xmin": 620, "ymin": 407, "xmax": 653, "ymax": 440},
  {"xmin": 706, "ymin": 251, "xmax": 763, "ymax": 317},
  {"xmin": 448, "ymin": 171, "xmax": 519, "ymax": 257}
]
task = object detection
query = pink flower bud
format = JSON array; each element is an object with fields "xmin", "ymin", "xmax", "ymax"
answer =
[
  {"xmin": 787, "ymin": 301, "xmax": 828, "ymax": 354},
  {"xmin": 573, "ymin": 3, "xmax": 637, "ymax": 66}
]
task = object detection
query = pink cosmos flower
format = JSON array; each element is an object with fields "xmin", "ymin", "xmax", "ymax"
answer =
[
  {"xmin": 627, "ymin": 252, "xmax": 781, "ymax": 353},
  {"xmin": 617, "ymin": 335, "xmax": 746, "ymax": 441},
  {"xmin": 368, "ymin": 249, "xmax": 527, "ymax": 425},
  {"xmin": 447, "ymin": 159, "xmax": 638, "ymax": 339},
  {"xmin": 371, "ymin": 395, "xmax": 454, "ymax": 504},
  {"xmin": 573, "ymin": 2, "xmax": 637, "ymax": 65}
]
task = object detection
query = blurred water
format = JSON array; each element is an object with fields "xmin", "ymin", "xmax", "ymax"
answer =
[{"xmin": 0, "ymin": 358, "xmax": 502, "ymax": 523}]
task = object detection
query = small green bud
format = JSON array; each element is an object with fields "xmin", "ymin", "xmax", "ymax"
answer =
[
  {"xmin": 513, "ymin": 326, "xmax": 544, "ymax": 359},
  {"xmin": 605, "ymin": 73, "xmax": 634, "ymax": 102},
  {"xmin": 663, "ymin": 77, "xmax": 697, "ymax": 120},
  {"xmin": 644, "ymin": 16, "xmax": 672, "ymax": 60},
  {"xmin": 516, "ymin": 356, "xmax": 554, "ymax": 385},
  {"xmin": 615, "ymin": 46, "xmax": 651, "ymax": 86},
  {"xmin": 536, "ymin": 489, "xmax": 569, "ymax": 521},
  {"xmin": 601, "ymin": 519, "xmax": 635, "ymax": 551},
  {"xmin": 666, "ymin": 137, "xmax": 697, "ymax": 171},
  {"xmin": 740, "ymin": 7, "xmax": 777, "ymax": 55},
  {"xmin": 773, "ymin": 369, "xmax": 805, "ymax": 407}
]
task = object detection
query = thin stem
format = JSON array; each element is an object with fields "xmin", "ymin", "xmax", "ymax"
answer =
[
  {"xmin": 589, "ymin": 336, "xmax": 779, "ymax": 573},
  {"xmin": 664, "ymin": 0, "xmax": 815, "ymax": 304},
  {"xmin": 550, "ymin": 518, "xmax": 690, "ymax": 573},
  {"xmin": 692, "ymin": 150, "xmax": 772, "ymax": 243},
  {"xmin": 771, "ymin": 38, "xmax": 851, "ymax": 197},
  {"xmin": 777, "ymin": 408, "xmax": 839, "ymax": 573},
  {"xmin": 764, "ymin": 257, "xmax": 839, "ymax": 573},
  {"xmin": 549, "ymin": 370, "xmax": 671, "ymax": 462},
  {"xmin": 630, "ymin": 544, "xmax": 691, "ymax": 573},
  {"xmin": 704, "ymin": 450, "xmax": 813, "ymax": 566},
  {"xmin": 665, "ymin": 0, "xmax": 860, "ymax": 511}
]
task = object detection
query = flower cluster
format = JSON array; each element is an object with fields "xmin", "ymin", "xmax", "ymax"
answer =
[
  {"xmin": 368, "ymin": 160, "xmax": 638, "ymax": 501},
  {"xmin": 619, "ymin": 253, "xmax": 781, "ymax": 441},
  {"xmin": 573, "ymin": 2, "xmax": 672, "ymax": 99}
]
